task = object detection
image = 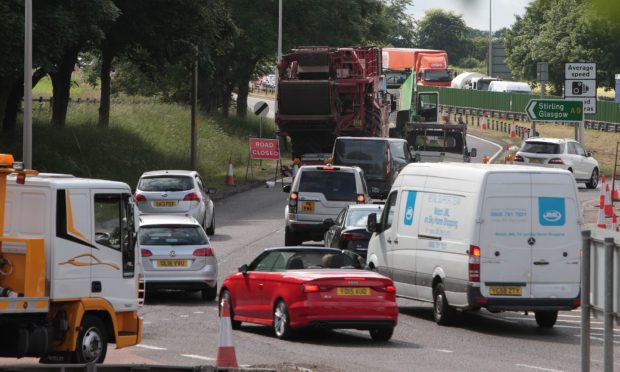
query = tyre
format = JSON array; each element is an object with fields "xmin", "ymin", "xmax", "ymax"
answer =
[
  {"xmin": 206, "ymin": 212, "xmax": 215, "ymax": 235},
  {"xmin": 535, "ymin": 310, "xmax": 558, "ymax": 328},
  {"xmin": 284, "ymin": 228, "xmax": 302, "ymax": 246},
  {"xmin": 433, "ymin": 283, "xmax": 456, "ymax": 325},
  {"xmin": 73, "ymin": 315, "xmax": 108, "ymax": 364},
  {"xmin": 273, "ymin": 300, "xmax": 294, "ymax": 340},
  {"xmin": 585, "ymin": 168, "xmax": 599, "ymax": 189},
  {"xmin": 201, "ymin": 283, "xmax": 217, "ymax": 301},
  {"xmin": 220, "ymin": 289, "xmax": 241, "ymax": 329},
  {"xmin": 369, "ymin": 327, "xmax": 393, "ymax": 342}
]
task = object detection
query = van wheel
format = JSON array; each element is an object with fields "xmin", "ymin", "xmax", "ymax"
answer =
[
  {"xmin": 585, "ymin": 168, "xmax": 598, "ymax": 189},
  {"xmin": 73, "ymin": 315, "xmax": 108, "ymax": 363},
  {"xmin": 433, "ymin": 283, "xmax": 456, "ymax": 325},
  {"xmin": 369, "ymin": 327, "xmax": 394, "ymax": 342},
  {"xmin": 535, "ymin": 310, "xmax": 558, "ymax": 328},
  {"xmin": 285, "ymin": 228, "xmax": 302, "ymax": 246}
]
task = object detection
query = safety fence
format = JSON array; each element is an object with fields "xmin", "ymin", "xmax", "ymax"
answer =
[{"xmin": 417, "ymin": 85, "xmax": 620, "ymax": 127}]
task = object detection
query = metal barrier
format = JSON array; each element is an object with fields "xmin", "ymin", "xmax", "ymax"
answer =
[{"xmin": 581, "ymin": 227, "xmax": 620, "ymax": 372}]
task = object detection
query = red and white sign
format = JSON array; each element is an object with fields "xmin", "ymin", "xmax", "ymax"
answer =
[{"xmin": 249, "ymin": 138, "xmax": 280, "ymax": 160}]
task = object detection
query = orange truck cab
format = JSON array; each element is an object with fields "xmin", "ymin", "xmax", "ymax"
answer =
[{"xmin": 382, "ymin": 48, "xmax": 452, "ymax": 87}]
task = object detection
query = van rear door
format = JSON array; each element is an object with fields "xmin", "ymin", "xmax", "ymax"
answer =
[
  {"xmin": 529, "ymin": 173, "xmax": 580, "ymax": 299},
  {"xmin": 478, "ymin": 172, "xmax": 532, "ymax": 298}
]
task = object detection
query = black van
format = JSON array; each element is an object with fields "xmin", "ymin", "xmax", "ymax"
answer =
[{"xmin": 331, "ymin": 137, "xmax": 412, "ymax": 200}]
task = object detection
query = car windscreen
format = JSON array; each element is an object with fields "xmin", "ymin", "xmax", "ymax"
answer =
[
  {"xmin": 138, "ymin": 176, "xmax": 194, "ymax": 192},
  {"xmin": 333, "ymin": 140, "xmax": 387, "ymax": 178},
  {"xmin": 422, "ymin": 69, "xmax": 451, "ymax": 82},
  {"xmin": 347, "ymin": 209, "xmax": 382, "ymax": 227},
  {"xmin": 298, "ymin": 171, "xmax": 357, "ymax": 201},
  {"xmin": 410, "ymin": 130, "xmax": 463, "ymax": 154},
  {"xmin": 521, "ymin": 142, "xmax": 561, "ymax": 154},
  {"xmin": 139, "ymin": 225, "xmax": 207, "ymax": 246}
]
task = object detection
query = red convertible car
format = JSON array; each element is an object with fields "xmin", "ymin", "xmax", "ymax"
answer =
[{"xmin": 219, "ymin": 247, "xmax": 398, "ymax": 341}]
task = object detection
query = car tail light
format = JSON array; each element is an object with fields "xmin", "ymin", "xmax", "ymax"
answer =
[
  {"xmin": 193, "ymin": 247, "xmax": 214, "ymax": 256},
  {"xmin": 356, "ymin": 194, "xmax": 365, "ymax": 204},
  {"xmin": 289, "ymin": 192, "xmax": 298, "ymax": 213},
  {"xmin": 385, "ymin": 150, "xmax": 391, "ymax": 179},
  {"xmin": 384, "ymin": 285, "xmax": 396, "ymax": 293},
  {"xmin": 134, "ymin": 193, "xmax": 147, "ymax": 202},
  {"xmin": 340, "ymin": 232, "xmax": 366, "ymax": 241},
  {"xmin": 302, "ymin": 284, "xmax": 321, "ymax": 293},
  {"xmin": 16, "ymin": 173, "xmax": 26, "ymax": 184},
  {"xmin": 321, "ymin": 165, "xmax": 335, "ymax": 170},
  {"xmin": 548, "ymin": 157, "xmax": 564, "ymax": 164},
  {"xmin": 141, "ymin": 249, "xmax": 153, "ymax": 257},
  {"xmin": 183, "ymin": 192, "xmax": 201, "ymax": 202},
  {"xmin": 513, "ymin": 155, "xmax": 524, "ymax": 162},
  {"xmin": 573, "ymin": 298, "xmax": 581, "ymax": 307},
  {"xmin": 469, "ymin": 245, "xmax": 481, "ymax": 282}
]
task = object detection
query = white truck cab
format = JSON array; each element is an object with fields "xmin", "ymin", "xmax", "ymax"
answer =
[{"xmin": 366, "ymin": 163, "xmax": 581, "ymax": 328}]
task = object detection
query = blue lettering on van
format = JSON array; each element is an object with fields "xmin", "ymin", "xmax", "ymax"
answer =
[
  {"xmin": 404, "ymin": 191, "xmax": 417, "ymax": 226},
  {"xmin": 538, "ymin": 197, "xmax": 565, "ymax": 226}
]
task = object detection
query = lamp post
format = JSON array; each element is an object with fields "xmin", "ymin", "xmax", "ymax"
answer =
[
  {"xmin": 190, "ymin": 47, "xmax": 198, "ymax": 170},
  {"xmin": 488, "ymin": 0, "xmax": 492, "ymax": 77},
  {"xmin": 23, "ymin": 0, "xmax": 32, "ymax": 168}
]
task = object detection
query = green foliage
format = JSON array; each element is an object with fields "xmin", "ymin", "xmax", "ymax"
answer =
[{"xmin": 414, "ymin": 9, "xmax": 472, "ymax": 65}]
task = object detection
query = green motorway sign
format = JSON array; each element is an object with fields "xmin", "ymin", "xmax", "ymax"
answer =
[{"xmin": 526, "ymin": 99, "xmax": 583, "ymax": 122}]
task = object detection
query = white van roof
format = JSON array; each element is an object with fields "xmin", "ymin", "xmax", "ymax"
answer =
[
  {"xmin": 488, "ymin": 81, "xmax": 532, "ymax": 93},
  {"xmin": 400, "ymin": 162, "xmax": 571, "ymax": 180},
  {"xmin": 6, "ymin": 173, "xmax": 130, "ymax": 191}
]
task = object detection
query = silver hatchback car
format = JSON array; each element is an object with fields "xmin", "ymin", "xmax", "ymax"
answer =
[
  {"xmin": 139, "ymin": 214, "xmax": 218, "ymax": 301},
  {"xmin": 135, "ymin": 170, "xmax": 216, "ymax": 234}
]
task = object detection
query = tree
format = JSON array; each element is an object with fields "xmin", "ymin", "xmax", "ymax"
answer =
[{"xmin": 414, "ymin": 9, "xmax": 471, "ymax": 65}]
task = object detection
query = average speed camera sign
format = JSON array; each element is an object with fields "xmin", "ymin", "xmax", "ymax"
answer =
[{"xmin": 564, "ymin": 62, "xmax": 596, "ymax": 114}]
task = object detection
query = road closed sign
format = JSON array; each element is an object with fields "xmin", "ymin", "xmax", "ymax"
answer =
[{"xmin": 249, "ymin": 138, "xmax": 280, "ymax": 160}]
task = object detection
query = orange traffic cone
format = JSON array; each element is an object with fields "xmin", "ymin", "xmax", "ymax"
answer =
[
  {"xmin": 509, "ymin": 119, "xmax": 516, "ymax": 138},
  {"xmin": 605, "ymin": 184, "xmax": 613, "ymax": 217},
  {"xmin": 598, "ymin": 175, "xmax": 606, "ymax": 207},
  {"xmin": 481, "ymin": 112, "xmax": 488, "ymax": 130},
  {"xmin": 216, "ymin": 298, "xmax": 239, "ymax": 368},
  {"xmin": 597, "ymin": 195, "xmax": 606, "ymax": 229},
  {"xmin": 226, "ymin": 159, "xmax": 235, "ymax": 186}
]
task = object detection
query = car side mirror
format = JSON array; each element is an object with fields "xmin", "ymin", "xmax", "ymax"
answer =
[
  {"xmin": 238, "ymin": 264, "xmax": 248, "ymax": 275},
  {"xmin": 469, "ymin": 148, "xmax": 477, "ymax": 158},
  {"xmin": 207, "ymin": 188, "xmax": 217, "ymax": 194},
  {"xmin": 283, "ymin": 184, "xmax": 291, "ymax": 193},
  {"xmin": 323, "ymin": 218, "xmax": 335, "ymax": 226},
  {"xmin": 586, "ymin": 151, "xmax": 592, "ymax": 157},
  {"xmin": 367, "ymin": 213, "xmax": 382, "ymax": 234}
]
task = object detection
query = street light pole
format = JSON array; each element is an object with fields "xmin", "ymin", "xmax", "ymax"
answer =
[
  {"xmin": 488, "ymin": 0, "xmax": 492, "ymax": 77},
  {"xmin": 23, "ymin": 0, "xmax": 32, "ymax": 168},
  {"xmin": 190, "ymin": 50, "xmax": 198, "ymax": 170},
  {"xmin": 275, "ymin": 0, "xmax": 282, "ymax": 114}
]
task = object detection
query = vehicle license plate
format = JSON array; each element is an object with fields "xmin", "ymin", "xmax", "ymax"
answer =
[
  {"xmin": 300, "ymin": 201, "xmax": 315, "ymax": 213},
  {"xmin": 154, "ymin": 200, "xmax": 177, "ymax": 207},
  {"xmin": 489, "ymin": 287, "xmax": 522, "ymax": 296},
  {"xmin": 157, "ymin": 260, "xmax": 188, "ymax": 268},
  {"xmin": 528, "ymin": 158, "xmax": 544, "ymax": 164},
  {"xmin": 336, "ymin": 287, "xmax": 370, "ymax": 296}
]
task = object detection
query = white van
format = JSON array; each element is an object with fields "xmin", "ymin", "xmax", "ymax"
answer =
[
  {"xmin": 488, "ymin": 81, "xmax": 532, "ymax": 94},
  {"xmin": 366, "ymin": 163, "xmax": 581, "ymax": 328}
]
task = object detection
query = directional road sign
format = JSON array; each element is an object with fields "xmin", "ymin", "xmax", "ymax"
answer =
[{"xmin": 526, "ymin": 99, "xmax": 583, "ymax": 122}]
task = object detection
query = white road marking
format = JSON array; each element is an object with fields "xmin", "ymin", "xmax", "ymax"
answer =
[
  {"xmin": 182, "ymin": 354, "xmax": 215, "ymax": 361},
  {"xmin": 193, "ymin": 311, "xmax": 204, "ymax": 314},
  {"xmin": 574, "ymin": 334, "xmax": 620, "ymax": 344},
  {"xmin": 505, "ymin": 317, "xmax": 603, "ymax": 325},
  {"xmin": 137, "ymin": 344, "xmax": 167, "ymax": 350},
  {"xmin": 515, "ymin": 363, "xmax": 564, "ymax": 372},
  {"xmin": 161, "ymin": 318, "xmax": 169, "ymax": 321},
  {"xmin": 468, "ymin": 134, "xmax": 503, "ymax": 162},
  {"xmin": 143, "ymin": 321, "xmax": 153, "ymax": 325},
  {"xmin": 180, "ymin": 315, "xmax": 189, "ymax": 318},
  {"xmin": 432, "ymin": 349, "xmax": 454, "ymax": 353}
]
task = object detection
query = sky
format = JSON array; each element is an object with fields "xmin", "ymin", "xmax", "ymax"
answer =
[{"xmin": 408, "ymin": 0, "xmax": 534, "ymax": 31}]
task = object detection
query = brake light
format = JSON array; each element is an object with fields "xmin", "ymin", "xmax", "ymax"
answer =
[
  {"xmin": 141, "ymin": 249, "xmax": 152, "ymax": 257},
  {"xmin": 548, "ymin": 157, "xmax": 564, "ymax": 164},
  {"xmin": 469, "ymin": 245, "xmax": 481, "ymax": 282},
  {"xmin": 320, "ymin": 165, "xmax": 334, "ymax": 170},
  {"xmin": 340, "ymin": 232, "xmax": 366, "ymax": 241},
  {"xmin": 356, "ymin": 194, "xmax": 365, "ymax": 203},
  {"xmin": 183, "ymin": 192, "xmax": 201, "ymax": 202},
  {"xmin": 573, "ymin": 298, "xmax": 581, "ymax": 307},
  {"xmin": 289, "ymin": 192, "xmax": 298, "ymax": 213},
  {"xmin": 193, "ymin": 247, "xmax": 214, "ymax": 256},
  {"xmin": 513, "ymin": 155, "xmax": 524, "ymax": 162},
  {"xmin": 134, "ymin": 193, "xmax": 147, "ymax": 202},
  {"xmin": 385, "ymin": 285, "xmax": 396, "ymax": 293},
  {"xmin": 302, "ymin": 284, "xmax": 320, "ymax": 293}
]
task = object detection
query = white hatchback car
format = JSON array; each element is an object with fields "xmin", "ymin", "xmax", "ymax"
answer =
[
  {"xmin": 135, "ymin": 170, "xmax": 216, "ymax": 234},
  {"xmin": 283, "ymin": 164, "xmax": 371, "ymax": 245},
  {"xmin": 139, "ymin": 214, "xmax": 218, "ymax": 301},
  {"xmin": 514, "ymin": 138, "xmax": 599, "ymax": 189}
]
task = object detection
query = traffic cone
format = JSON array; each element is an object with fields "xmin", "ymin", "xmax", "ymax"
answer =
[
  {"xmin": 597, "ymin": 195, "xmax": 606, "ymax": 229},
  {"xmin": 510, "ymin": 119, "xmax": 516, "ymax": 138},
  {"xmin": 225, "ymin": 159, "xmax": 235, "ymax": 186},
  {"xmin": 598, "ymin": 175, "xmax": 606, "ymax": 207},
  {"xmin": 605, "ymin": 183, "xmax": 613, "ymax": 217},
  {"xmin": 216, "ymin": 298, "xmax": 239, "ymax": 368},
  {"xmin": 481, "ymin": 112, "xmax": 487, "ymax": 130}
]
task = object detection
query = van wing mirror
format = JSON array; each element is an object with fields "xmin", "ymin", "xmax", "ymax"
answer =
[
  {"xmin": 469, "ymin": 148, "xmax": 477, "ymax": 158},
  {"xmin": 283, "ymin": 184, "xmax": 291, "ymax": 193},
  {"xmin": 586, "ymin": 151, "xmax": 592, "ymax": 157},
  {"xmin": 367, "ymin": 213, "xmax": 382, "ymax": 234}
]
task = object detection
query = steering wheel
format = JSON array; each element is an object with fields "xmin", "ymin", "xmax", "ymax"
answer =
[{"xmin": 95, "ymin": 232, "xmax": 111, "ymax": 243}]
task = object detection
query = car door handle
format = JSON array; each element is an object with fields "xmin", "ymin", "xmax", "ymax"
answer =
[
  {"xmin": 387, "ymin": 238, "xmax": 392, "ymax": 243},
  {"xmin": 393, "ymin": 238, "xmax": 399, "ymax": 244},
  {"xmin": 533, "ymin": 260, "xmax": 549, "ymax": 266},
  {"xmin": 258, "ymin": 283, "xmax": 264, "ymax": 288}
]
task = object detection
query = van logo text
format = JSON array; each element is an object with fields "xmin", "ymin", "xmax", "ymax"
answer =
[{"xmin": 542, "ymin": 210, "xmax": 562, "ymax": 222}]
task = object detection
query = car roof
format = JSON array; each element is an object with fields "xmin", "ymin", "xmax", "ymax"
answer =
[
  {"xmin": 140, "ymin": 170, "xmax": 198, "ymax": 177},
  {"xmin": 524, "ymin": 137, "xmax": 572, "ymax": 144},
  {"xmin": 347, "ymin": 204, "xmax": 384, "ymax": 211},
  {"xmin": 336, "ymin": 136, "xmax": 406, "ymax": 143},
  {"xmin": 139, "ymin": 214, "xmax": 201, "ymax": 226},
  {"xmin": 298, "ymin": 165, "xmax": 361, "ymax": 173},
  {"xmin": 263, "ymin": 247, "xmax": 343, "ymax": 253}
]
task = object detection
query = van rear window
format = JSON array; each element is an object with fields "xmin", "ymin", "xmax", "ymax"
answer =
[
  {"xmin": 298, "ymin": 171, "xmax": 357, "ymax": 201},
  {"xmin": 521, "ymin": 142, "xmax": 561, "ymax": 154},
  {"xmin": 333, "ymin": 140, "xmax": 387, "ymax": 177}
]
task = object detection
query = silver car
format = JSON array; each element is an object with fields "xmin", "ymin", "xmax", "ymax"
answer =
[
  {"xmin": 135, "ymin": 170, "xmax": 216, "ymax": 234},
  {"xmin": 139, "ymin": 214, "xmax": 218, "ymax": 301}
]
